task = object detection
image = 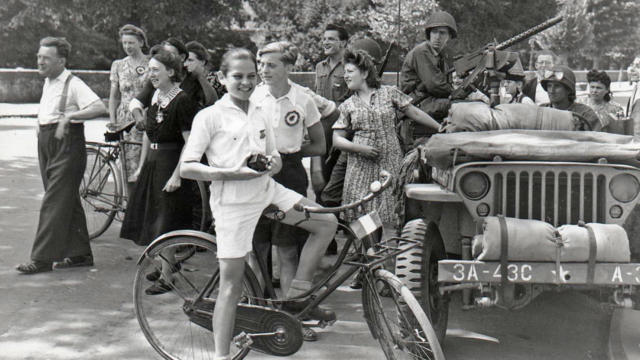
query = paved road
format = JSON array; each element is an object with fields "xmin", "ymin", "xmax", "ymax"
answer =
[{"xmin": 0, "ymin": 113, "xmax": 623, "ymax": 359}]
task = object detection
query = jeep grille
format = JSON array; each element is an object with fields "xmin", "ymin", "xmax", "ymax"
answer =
[{"xmin": 453, "ymin": 163, "xmax": 640, "ymax": 226}]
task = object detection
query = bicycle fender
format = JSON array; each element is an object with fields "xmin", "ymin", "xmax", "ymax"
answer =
[{"xmin": 136, "ymin": 229, "xmax": 216, "ymax": 265}]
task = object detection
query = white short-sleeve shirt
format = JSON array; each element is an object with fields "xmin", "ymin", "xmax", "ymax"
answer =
[
  {"xmin": 38, "ymin": 69, "xmax": 101, "ymax": 125},
  {"xmin": 182, "ymin": 94, "xmax": 278, "ymax": 205},
  {"xmin": 251, "ymin": 80, "xmax": 321, "ymax": 154}
]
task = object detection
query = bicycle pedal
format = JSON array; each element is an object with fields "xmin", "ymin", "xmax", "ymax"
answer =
[
  {"xmin": 316, "ymin": 319, "xmax": 336, "ymax": 329},
  {"xmin": 233, "ymin": 331, "xmax": 253, "ymax": 349}
]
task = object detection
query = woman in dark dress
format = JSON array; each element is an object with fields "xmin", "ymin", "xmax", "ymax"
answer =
[{"xmin": 120, "ymin": 49, "xmax": 198, "ymax": 294}]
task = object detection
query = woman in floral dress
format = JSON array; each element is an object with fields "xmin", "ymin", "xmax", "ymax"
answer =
[
  {"xmin": 332, "ymin": 49, "xmax": 440, "ymax": 225},
  {"xmin": 108, "ymin": 24, "xmax": 149, "ymax": 195}
]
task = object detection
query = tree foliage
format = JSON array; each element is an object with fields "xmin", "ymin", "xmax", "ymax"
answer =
[
  {"xmin": 0, "ymin": 0, "xmax": 248, "ymax": 69},
  {"xmin": 1, "ymin": 0, "xmax": 638, "ymax": 71}
]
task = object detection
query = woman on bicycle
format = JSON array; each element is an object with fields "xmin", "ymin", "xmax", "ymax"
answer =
[
  {"xmin": 180, "ymin": 48, "xmax": 337, "ymax": 360},
  {"xmin": 332, "ymin": 49, "xmax": 439, "ymax": 225},
  {"xmin": 120, "ymin": 48, "xmax": 198, "ymax": 294},
  {"xmin": 108, "ymin": 24, "xmax": 149, "ymax": 194}
]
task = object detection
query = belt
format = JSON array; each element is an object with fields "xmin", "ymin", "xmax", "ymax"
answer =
[
  {"xmin": 150, "ymin": 142, "xmax": 181, "ymax": 150},
  {"xmin": 39, "ymin": 122, "xmax": 83, "ymax": 130}
]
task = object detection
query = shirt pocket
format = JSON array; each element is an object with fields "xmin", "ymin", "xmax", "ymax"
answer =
[{"xmin": 331, "ymin": 73, "xmax": 348, "ymax": 101}]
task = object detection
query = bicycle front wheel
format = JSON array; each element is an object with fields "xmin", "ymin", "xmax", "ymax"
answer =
[
  {"xmin": 134, "ymin": 233, "xmax": 263, "ymax": 360},
  {"xmin": 362, "ymin": 268, "xmax": 445, "ymax": 360},
  {"xmin": 81, "ymin": 146, "xmax": 121, "ymax": 239}
]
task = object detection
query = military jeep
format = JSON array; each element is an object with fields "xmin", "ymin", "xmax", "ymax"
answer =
[{"xmin": 395, "ymin": 129, "xmax": 640, "ymax": 342}]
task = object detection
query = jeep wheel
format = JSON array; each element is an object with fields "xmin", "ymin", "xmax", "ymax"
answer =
[{"xmin": 396, "ymin": 219, "xmax": 449, "ymax": 342}]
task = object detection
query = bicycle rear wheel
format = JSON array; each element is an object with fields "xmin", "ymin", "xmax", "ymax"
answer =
[
  {"xmin": 362, "ymin": 268, "xmax": 445, "ymax": 360},
  {"xmin": 81, "ymin": 146, "xmax": 120, "ymax": 239},
  {"xmin": 134, "ymin": 234, "xmax": 262, "ymax": 360}
]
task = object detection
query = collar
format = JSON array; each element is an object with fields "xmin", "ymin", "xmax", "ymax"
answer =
[
  {"xmin": 424, "ymin": 41, "xmax": 441, "ymax": 57},
  {"xmin": 319, "ymin": 57, "xmax": 343, "ymax": 72},
  {"xmin": 257, "ymin": 80, "xmax": 297, "ymax": 102},
  {"xmin": 151, "ymin": 85, "xmax": 182, "ymax": 108},
  {"xmin": 46, "ymin": 69, "xmax": 71, "ymax": 85},
  {"xmin": 217, "ymin": 93, "xmax": 256, "ymax": 114}
]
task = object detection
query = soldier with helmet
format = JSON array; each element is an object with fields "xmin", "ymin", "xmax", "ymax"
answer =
[
  {"xmin": 400, "ymin": 10, "xmax": 457, "ymax": 140},
  {"xmin": 541, "ymin": 65, "xmax": 600, "ymax": 131}
]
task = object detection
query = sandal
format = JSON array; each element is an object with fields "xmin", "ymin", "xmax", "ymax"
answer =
[
  {"xmin": 146, "ymin": 262, "xmax": 181, "ymax": 282},
  {"xmin": 53, "ymin": 255, "xmax": 94, "ymax": 269},
  {"xmin": 16, "ymin": 261, "xmax": 52, "ymax": 275},
  {"xmin": 302, "ymin": 327, "xmax": 318, "ymax": 342},
  {"xmin": 145, "ymin": 279, "xmax": 174, "ymax": 295}
]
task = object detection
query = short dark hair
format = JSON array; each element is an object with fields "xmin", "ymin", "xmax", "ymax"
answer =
[
  {"xmin": 39, "ymin": 37, "xmax": 71, "ymax": 60},
  {"xmin": 186, "ymin": 41, "xmax": 210, "ymax": 63},
  {"xmin": 152, "ymin": 49, "xmax": 184, "ymax": 83},
  {"xmin": 325, "ymin": 24, "xmax": 349, "ymax": 42},
  {"xmin": 343, "ymin": 49, "xmax": 380, "ymax": 89},
  {"xmin": 219, "ymin": 48, "xmax": 257, "ymax": 75},
  {"xmin": 587, "ymin": 69, "xmax": 612, "ymax": 101},
  {"xmin": 162, "ymin": 37, "xmax": 188, "ymax": 59}
]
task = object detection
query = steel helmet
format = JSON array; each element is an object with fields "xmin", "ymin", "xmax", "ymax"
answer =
[
  {"xmin": 425, "ymin": 11, "xmax": 457, "ymax": 39},
  {"xmin": 350, "ymin": 38, "xmax": 383, "ymax": 64},
  {"xmin": 541, "ymin": 65, "xmax": 576, "ymax": 94}
]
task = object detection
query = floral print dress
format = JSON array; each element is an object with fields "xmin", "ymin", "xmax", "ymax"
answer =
[
  {"xmin": 332, "ymin": 85, "xmax": 411, "ymax": 223},
  {"xmin": 110, "ymin": 56, "xmax": 149, "ymax": 181}
]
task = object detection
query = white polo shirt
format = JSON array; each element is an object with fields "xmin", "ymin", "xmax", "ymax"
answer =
[
  {"xmin": 182, "ymin": 94, "xmax": 279, "ymax": 205},
  {"xmin": 38, "ymin": 69, "xmax": 101, "ymax": 125},
  {"xmin": 251, "ymin": 81, "xmax": 321, "ymax": 154}
]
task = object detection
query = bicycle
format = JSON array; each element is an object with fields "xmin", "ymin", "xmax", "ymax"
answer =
[
  {"xmin": 133, "ymin": 170, "xmax": 445, "ymax": 360},
  {"xmin": 80, "ymin": 120, "xmax": 209, "ymax": 239}
]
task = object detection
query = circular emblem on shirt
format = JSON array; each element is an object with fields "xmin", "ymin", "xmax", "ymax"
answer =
[
  {"xmin": 136, "ymin": 66, "xmax": 146, "ymax": 75},
  {"xmin": 284, "ymin": 110, "xmax": 300, "ymax": 127}
]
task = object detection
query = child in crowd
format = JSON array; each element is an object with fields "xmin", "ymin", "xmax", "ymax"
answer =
[{"xmin": 180, "ymin": 48, "xmax": 337, "ymax": 360}]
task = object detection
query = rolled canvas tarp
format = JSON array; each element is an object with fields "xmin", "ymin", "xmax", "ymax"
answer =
[
  {"xmin": 423, "ymin": 130, "xmax": 640, "ymax": 169},
  {"xmin": 473, "ymin": 217, "xmax": 630, "ymax": 262},
  {"xmin": 443, "ymin": 102, "xmax": 576, "ymax": 133}
]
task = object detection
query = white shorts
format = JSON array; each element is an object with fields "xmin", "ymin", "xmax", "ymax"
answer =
[{"xmin": 211, "ymin": 177, "xmax": 304, "ymax": 259}]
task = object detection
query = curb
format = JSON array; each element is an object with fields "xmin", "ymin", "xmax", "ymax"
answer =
[{"xmin": 608, "ymin": 308, "xmax": 640, "ymax": 360}]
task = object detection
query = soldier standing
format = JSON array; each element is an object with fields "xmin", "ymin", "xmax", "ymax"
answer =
[{"xmin": 400, "ymin": 10, "xmax": 457, "ymax": 141}]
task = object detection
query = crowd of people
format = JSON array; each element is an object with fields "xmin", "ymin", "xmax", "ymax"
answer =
[{"xmin": 14, "ymin": 10, "xmax": 640, "ymax": 360}]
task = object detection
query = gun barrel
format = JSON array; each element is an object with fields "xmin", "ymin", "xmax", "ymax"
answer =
[{"xmin": 496, "ymin": 16, "xmax": 563, "ymax": 50}]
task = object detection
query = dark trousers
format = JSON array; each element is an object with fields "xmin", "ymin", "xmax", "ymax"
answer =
[
  {"xmin": 252, "ymin": 152, "xmax": 309, "ymax": 279},
  {"xmin": 32, "ymin": 123, "xmax": 91, "ymax": 262}
]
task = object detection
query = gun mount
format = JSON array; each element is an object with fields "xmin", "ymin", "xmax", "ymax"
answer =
[{"xmin": 452, "ymin": 16, "xmax": 563, "ymax": 106}]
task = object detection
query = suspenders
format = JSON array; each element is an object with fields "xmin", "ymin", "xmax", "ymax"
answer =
[{"xmin": 58, "ymin": 74, "xmax": 74, "ymax": 115}]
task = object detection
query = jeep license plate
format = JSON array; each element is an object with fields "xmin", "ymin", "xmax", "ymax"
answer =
[{"xmin": 438, "ymin": 260, "xmax": 640, "ymax": 285}]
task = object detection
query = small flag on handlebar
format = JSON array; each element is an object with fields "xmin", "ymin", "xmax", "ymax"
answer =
[{"xmin": 349, "ymin": 211, "xmax": 383, "ymax": 240}]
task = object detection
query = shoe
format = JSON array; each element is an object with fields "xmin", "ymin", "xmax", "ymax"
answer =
[
  {"xmin": 53, "ymin": 255, "xmax": 94, "ymax": 269},
  {"xmin": 146, "ymin": 262, "xmax": 181, "ymax": 282},
  {"xmin": 16, "ymin": 261, "xmax": 52, "ymax": 275},
  {"xmin": 302, "ymin": 327, "xmax": 318, "ymax": 342},
  {"xmin": 349, "ymin": 273, "xmax": 363, "ymax": 290},
  {"xmin": 145, "ymin": 279, "xmax": 173, "ymax": 295},
  {"xmin": 282, "ymin": 298, "xmax": 336, "ymax": 323},
  {"xmin": 325, "ymin": 240, "xmax": 338, "ymax": 255}
]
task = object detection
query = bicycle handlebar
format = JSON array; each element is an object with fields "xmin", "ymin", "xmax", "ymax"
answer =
[{"xmin": 294, "ymin": 170, "xmax": 392, "ymax": 214}]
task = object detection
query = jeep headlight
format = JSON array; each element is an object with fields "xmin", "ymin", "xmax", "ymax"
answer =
[
  {"xmin": 460, "ymin": 172, "xmax": 490, "ymax": 200},
  {"xmin": 609, "ymin": 174, "xmax": 640, "ymax": 203}
]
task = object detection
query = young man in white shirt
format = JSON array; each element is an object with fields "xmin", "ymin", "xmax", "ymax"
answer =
[
  {"xmin": 251, "ymin": 41, "xmax": 333, "ymax": 340},
  {"xmin": 17, "ymin": 37, "xmax": 106, "ymax": 274}
]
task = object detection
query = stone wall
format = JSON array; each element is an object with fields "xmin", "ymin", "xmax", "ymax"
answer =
[{"xmin": 0, "ymin": 68, "xmax": 631, "ymax": 103}]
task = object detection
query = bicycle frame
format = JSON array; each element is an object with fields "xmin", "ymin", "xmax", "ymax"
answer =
[{"xmin": 169, "ymin": 216, "xmax": 422, "ymax": 323}]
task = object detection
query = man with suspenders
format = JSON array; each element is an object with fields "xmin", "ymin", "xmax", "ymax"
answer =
[{"xmin": 17, "ymin": 37, "xmax": 106, "ymax": 274}]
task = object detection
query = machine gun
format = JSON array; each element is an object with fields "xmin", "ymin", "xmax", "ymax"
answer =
[{"xmin": 450, "ymin": 16, "xmax": 563, "ymax": 106}]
